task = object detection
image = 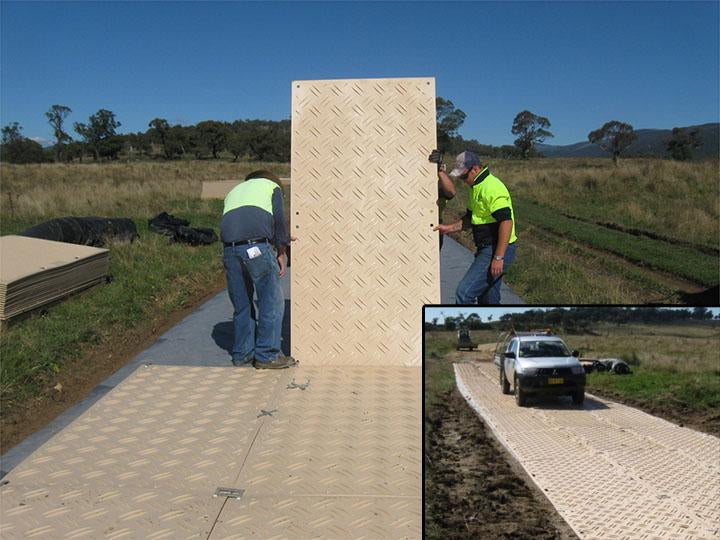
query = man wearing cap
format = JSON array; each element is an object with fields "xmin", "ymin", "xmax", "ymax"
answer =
[
  {"xmin": 433, "ymin": 151, "xmax": 518, "ymax": 304},
  {"xmin": 221, "ymin": 170, "xmax": 296, "ymax": 369}
]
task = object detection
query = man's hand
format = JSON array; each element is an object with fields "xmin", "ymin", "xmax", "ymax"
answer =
[
  {"xmin": 490, "ymin": 259, "xmax": 504, "ymax": 278},
  {"xmin": 277, "ymin": 253, "xmax": 287, "ymax": 278},
  {"xmin": 428, "ymin": 149, "xmax": 443, "ymax": 165},
  {"xmin": 433, "ymin": 223, "xmax": 454, "ymax": 234}
]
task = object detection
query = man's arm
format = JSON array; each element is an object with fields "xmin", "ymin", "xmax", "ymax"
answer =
[
  {"xmin": 490, "ymin": 208, "xmax": 513, "ymax": 278},
  {"xmin": 438, "ymin": 169, "xmax": 456, "ymax": 199},
  {"xmin": 271, "ymin": 187, "xmax": 290, "ymax": 277},
  {"xmin": 434, "ymin": 209, "xmax": 472, "ymax": 234}
]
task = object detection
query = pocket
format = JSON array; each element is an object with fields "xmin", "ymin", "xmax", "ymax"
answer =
[{"xmin": 243, "ymin": 247, "xmax": 274, "ymax": 281}]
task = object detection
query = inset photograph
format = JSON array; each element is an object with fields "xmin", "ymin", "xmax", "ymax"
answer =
[{"xmin": 424, "ymin": 306, "xmax": 720, "ymax": 539}]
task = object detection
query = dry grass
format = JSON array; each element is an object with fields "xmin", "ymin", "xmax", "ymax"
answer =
[
  {"xmin": 566, "ymin": 323, "xmax": 720, "ymax": 373},
  {"xmin": 0, "ymin": 160, "xmax": 290, "ymax": 226},
  {"xmin": 481, "ymin": 158, "xmax": 720, "ymax": 248},
  {"xmin": 427, "ymin": 323, "xmax": 720, "ymax": 374}
]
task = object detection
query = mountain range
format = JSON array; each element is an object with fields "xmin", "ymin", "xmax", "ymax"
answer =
[{"xmin": 536, "ymin": 123, "xmax": 719, "ymax": 159}]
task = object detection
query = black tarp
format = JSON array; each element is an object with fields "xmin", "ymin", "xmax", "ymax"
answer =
[
  {"xmin": 19, "ymin": 217, "xmax": 139, "ymax": 247},
  {"xmin": 148, "ymin": 212, "xmax": 218, "ymax": 246}
]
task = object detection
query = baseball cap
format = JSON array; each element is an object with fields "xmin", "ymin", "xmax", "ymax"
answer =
[{"xmin": 449, "ymin": 151, "xmax": 482, "ymax": 177}]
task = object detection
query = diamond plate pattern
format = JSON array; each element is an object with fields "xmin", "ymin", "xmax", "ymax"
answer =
[
  {"xmin": 232, "ymin": 367, "xmax": 421, "ymax": 498},
  {"xmin": 1, "ymin": 365, "xmax": 421, "ymax": 538},
  {"xmin": 455, "ymin": 362, "xmax": 720, "ymax": 539},
  {"xmin": 209, "ymin": 495, "xmax": 421, "ymax": 539},
  {"xmin": 291, "ymin": 78, "xmax": 439, "ymax": 367}
]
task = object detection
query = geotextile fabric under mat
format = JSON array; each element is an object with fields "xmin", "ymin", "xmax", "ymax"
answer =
[
  {"xmin": 455, "ymin": 362, "xmax": 720, "ymax": 539},
  {"xmin": 0, "ymin": 364, "xmax": 421, "ymax": 539},
  {"xmin": 0, "ymin": 235, "xmax": 109, "ymax": 320},
  {"xmin": 290, "ymin": 77, "xmax": 440, "ymax": 367}
]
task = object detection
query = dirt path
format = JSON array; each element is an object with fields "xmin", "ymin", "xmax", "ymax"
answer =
[
  {"xmin": 0, "ymin": 272, "xmax": 228, "ymax": 452},
  {"xmin": 425, "ymin": 387, "xmax": 578, "ymax": 540}
]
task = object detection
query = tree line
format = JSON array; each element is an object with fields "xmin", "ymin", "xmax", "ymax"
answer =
[
  {"xmin": 426, "ymin": 307, "xmax": 718, "ymax": 332},
  {"xmin": 0, "ymin": 98, "xmax": 705, "ymax": 164},
  {"xmin": 1, "ymin": 105, "xmax": 290, "ymax": 164},
  {"xmin": 435, "ymin": 98, "xmax": 706, "ymax": 165}
]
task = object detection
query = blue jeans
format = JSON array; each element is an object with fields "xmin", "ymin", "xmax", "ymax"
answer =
[
  {"xmin": 456, "ymin": 243, "xmax": 517, "ymax": 305},
  {"xmin": 223, "ymin": 242, "xmax": 285, "ymax": 363}
]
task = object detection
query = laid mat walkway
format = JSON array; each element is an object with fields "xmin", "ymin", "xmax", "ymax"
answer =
[
  {"xmin": 455, "ymin": 361, "xmax": 720, "ymax": 539},
  {"xmin": 0, "ymin": 365, "xmax": 420, "ymax": 538}
]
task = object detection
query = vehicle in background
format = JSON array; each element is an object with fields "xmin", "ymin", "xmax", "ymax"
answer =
[
  {"xmin": 457, "ymin": 328, "xmax": 475, "ymax": 351},
  {"xmin": 494, "ymin": 330, "xmax": 586, "ymax": 406}
]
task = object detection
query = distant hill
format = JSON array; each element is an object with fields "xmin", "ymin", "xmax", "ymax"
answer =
[{"xmin": 537, "ymin": 123, "xmax": 719, "ymax": 159}]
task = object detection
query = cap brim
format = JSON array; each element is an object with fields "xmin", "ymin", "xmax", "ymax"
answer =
[{"xmin": 449, "ymin": 167, "xmax": 467, "ymax": 177}]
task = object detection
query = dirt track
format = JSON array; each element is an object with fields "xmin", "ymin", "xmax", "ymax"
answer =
[{"xmin": 425, "ymin": 387, "xmax": 577, "ymax": 539}]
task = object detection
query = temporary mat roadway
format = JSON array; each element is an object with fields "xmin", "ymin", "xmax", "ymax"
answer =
[
  {"xmin": 0, "ymin": 365, "xmax": 420, "ymax": 538},
  {"xmin": 455, "ymin": 361, "xmax": 720, "ymax": 540}
]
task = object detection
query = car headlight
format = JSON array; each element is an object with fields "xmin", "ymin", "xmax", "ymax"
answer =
[
  {"xmin": 516, "ymin": 366, "xmax": 537, "ymax": 376},
  {"xmin": 571, "ymin": 365, "xmax": 585, "ymax": 374}
]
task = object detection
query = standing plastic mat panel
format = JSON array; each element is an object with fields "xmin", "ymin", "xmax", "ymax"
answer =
[{"xmin": 291, "ymin": 78, "xmax": 440, "ymax": 367}]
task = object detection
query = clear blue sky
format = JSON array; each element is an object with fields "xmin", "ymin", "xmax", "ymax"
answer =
[
  {"xmin": 2, "ymin": 1, "xmax": 718, "ymax": 147},
  {"xmin": 424, "ymin": 307, "xmax": 720, "ymax": 322}
]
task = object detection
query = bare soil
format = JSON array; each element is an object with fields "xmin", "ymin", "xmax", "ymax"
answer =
[
  {"xmin": 425, "ymin": 387, "xmax": 578, "ymax": 540},
  {"xmin": 0, "ymin": 272, "xmax": 228, "ymax": 453}
]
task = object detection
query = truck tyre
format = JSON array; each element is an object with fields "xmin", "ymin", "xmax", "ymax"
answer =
[
  {"xmin": 572, "ymin": 389, "xmax": 585, "ymax": 405},
  {"xmin": 500, "ymin": 369, "xmax": 511, "ymax": 395},
  {"xmin": 514, "ymin": 375, "xmax": 527, "ymax": 407}
]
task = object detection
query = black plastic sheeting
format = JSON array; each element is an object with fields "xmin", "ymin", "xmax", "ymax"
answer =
[
  {"xmin": 19, "ymin": 217, "xmax": 139, "ymax": 247},
  {"xmin": 149, "ymin": 212, "xmax": 218, "ymax": 246}
]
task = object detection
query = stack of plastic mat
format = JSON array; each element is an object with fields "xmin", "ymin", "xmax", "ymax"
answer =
[
  {"xmin": 0, "ymin": 235, "xmax": 109, "ymax": 320},
  {"xmin": 201, "ymin": 178, "xmax": 290, "ymax": 199}
]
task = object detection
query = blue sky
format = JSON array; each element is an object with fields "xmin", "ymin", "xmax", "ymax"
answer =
[
  {"xmin": 2, "ymin": 1, "xmax": 718, "ymax": 147},
  {"xmin": 424, "ymin": 307, "xmax": 720, "ymax": 322}
]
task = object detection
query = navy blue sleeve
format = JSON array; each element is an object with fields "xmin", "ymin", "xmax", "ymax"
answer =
[
  {"xmin": 491, "ymin": 207, "xmax": 512, "ymax": 222},
  {"xmin": 271, "ymin": 187, "xmax": 290, "ymax": 246}
]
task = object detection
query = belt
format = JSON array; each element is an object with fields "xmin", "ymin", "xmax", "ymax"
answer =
[{"xmin": 223, "ymin": 237, "xmax": 271, "ymax": 247}]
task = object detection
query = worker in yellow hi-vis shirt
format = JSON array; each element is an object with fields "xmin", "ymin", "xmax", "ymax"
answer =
[{"xmin": 432, "ymin": 151, "xmax": 518, "ymax": 304}]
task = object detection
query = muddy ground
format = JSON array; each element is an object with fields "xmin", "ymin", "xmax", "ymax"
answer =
[{"xmin": 425, "ymin": 387, "xmax": 578, "ymax": 540}]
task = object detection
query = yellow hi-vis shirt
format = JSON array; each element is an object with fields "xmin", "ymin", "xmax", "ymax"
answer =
[{"xmin": 467, "ymin": 167, "xmax": 517, "ymax": 244}]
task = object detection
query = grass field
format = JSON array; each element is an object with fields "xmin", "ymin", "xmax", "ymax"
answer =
[
  {"xmin": 425, "ymin": 323, "xmax": 720, "ymax": 431},
  {"xmin": 441, "ymin": 157, "xmax": 720, "ymax": 303},
  {"xmin": 0, "ymin": 160, "xmax": 289, "ymax": 446}
]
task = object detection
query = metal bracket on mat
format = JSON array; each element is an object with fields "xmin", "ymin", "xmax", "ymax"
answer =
[
  {"xmin": 287, "ymin": 378, "xmax": 310, "ymax": 390},
  {"xmin": 213, "ymin": 487, "xmax": 245, "ymax": 499}
]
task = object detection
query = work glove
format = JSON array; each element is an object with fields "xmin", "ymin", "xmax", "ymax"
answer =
[{"xmin": 428, "ymin": 149, "xmax": 443, "ymax": 164}]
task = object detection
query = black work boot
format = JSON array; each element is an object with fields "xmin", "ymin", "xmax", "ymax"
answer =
[{"xmin": 253, "ymin": 356, "xmax": 298, "ymax": 369}]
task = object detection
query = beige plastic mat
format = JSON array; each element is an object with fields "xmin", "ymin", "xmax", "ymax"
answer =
[
  {"xmin": 290, "ymin": 77, "xmax": 439, "ymax": 367},
  {"xmin": 0, "ymin": 365, "xmax": 421, "ymax": 539},
  {"xmin": 201, "ymin": 179, "xmax": 290, "ymax": 200},
  {"xmin": 0, "ymin": 236, "xmax": 109, "ymax": 320},
  {"xmin": 455, "ymin": 362, "xmax": 720, "ymax": 539}
]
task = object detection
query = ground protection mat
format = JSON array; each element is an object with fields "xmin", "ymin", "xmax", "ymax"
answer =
[
  {"xmin": 454, "ymin": 362, "xmax": 720, "ymax": 540},
  {"xmin": 201, "ymin": 179, "xmax": 291, "ymax": 200},
  {"xmin": 291, "ymin": 77, "xmax": 440, "ymax": 367},
  {"xmin": 0, "ymin": 235, "xmax": 109, "ymax": 320},
  {"xmin": 0, "ymin": 364, "xmax": 421, "ymax": 539}
]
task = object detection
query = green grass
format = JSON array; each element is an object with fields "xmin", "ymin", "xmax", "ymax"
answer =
[
  {"xmin": 514, "ymin": 197, "xmax": 718, "ymax": 286},
  {"xmin": 557, "ymin": 323, "xmax": 720, "ymax": 412},
  {"xmin": 587, "ymin": 367, "xmax": 720, "ymax": 411},
  {"xmin": 0, "ymin": 199, "xmax": 227, "ymax": 409}
]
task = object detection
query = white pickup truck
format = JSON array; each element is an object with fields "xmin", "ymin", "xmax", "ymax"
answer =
[{"xmin": 494, "ymin": 331, "xmax": 586, "ymax": 406}]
